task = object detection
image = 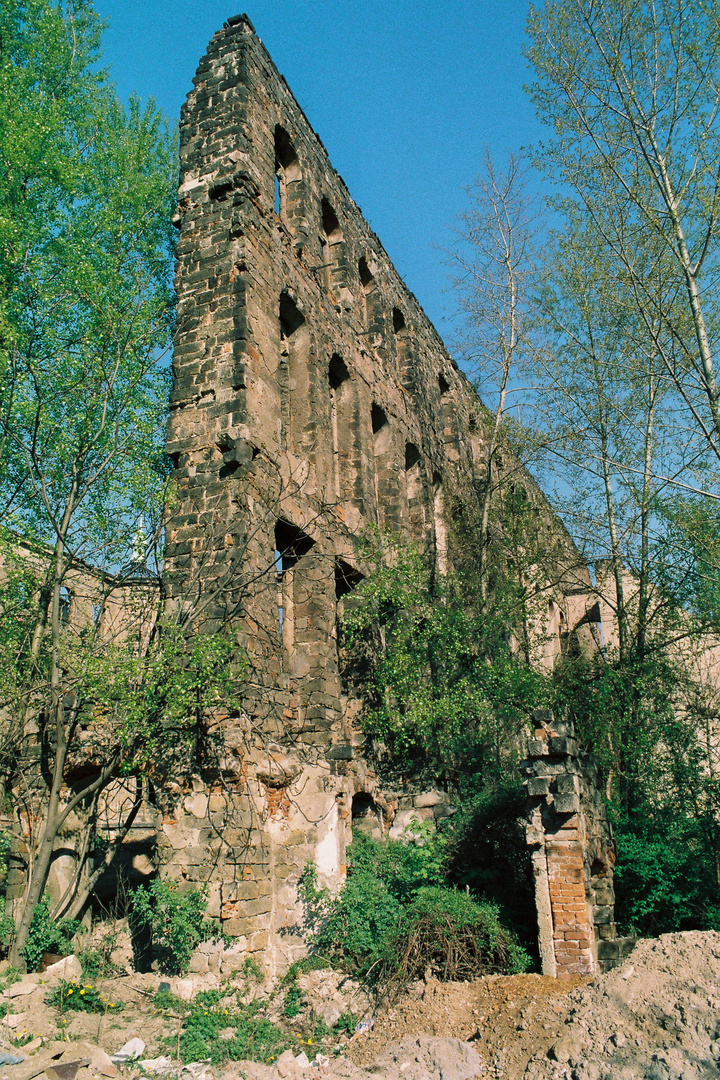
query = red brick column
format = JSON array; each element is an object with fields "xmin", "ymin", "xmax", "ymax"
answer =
[{"xmin": 523, "ymin": 711, "xmax": 618, "ymax": 978}]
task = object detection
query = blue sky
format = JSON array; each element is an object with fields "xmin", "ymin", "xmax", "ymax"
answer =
[{"xmin": 94, "ymin": 1, "xmax": 541, "ymax": 342}]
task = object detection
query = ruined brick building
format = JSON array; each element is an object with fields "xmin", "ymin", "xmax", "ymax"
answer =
[{"xmin": 157, "ymin": 14, "xmax": 622, "ymax": 979}]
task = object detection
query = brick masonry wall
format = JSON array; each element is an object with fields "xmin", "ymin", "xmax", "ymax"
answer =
[
  {"xmin": 524, "ymin": 711, "xmax": 634, "ymax": 977},
  {"xmin": 162, "ymin": 13, "xmax": 598, "ymax": 975}
]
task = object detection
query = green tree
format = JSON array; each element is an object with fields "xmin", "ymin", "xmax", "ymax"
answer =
[
  {"xmin": 0, "ymin": 0, "xmax": 222, "ymax": 966},
  {"xmin": 527, "ymin": 0, "xmax": 720, "ymax": 471},
  {"xmin": 341, "ymin": 530, "xmax": 554, "ymax": 792}
]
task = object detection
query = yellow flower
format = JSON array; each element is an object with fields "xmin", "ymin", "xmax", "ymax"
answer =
[
  {"xmin": 67, "ymin": 989, "xmax": 73, "ymax": 996},
  {"xmin": 79, "ymin": 990, "xmax": 85, "ymax": 996}
]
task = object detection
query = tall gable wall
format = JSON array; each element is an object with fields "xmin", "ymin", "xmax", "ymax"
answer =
[{"xmin": 162, "ymin": 14, "xmax": 595, "ymax": 976}]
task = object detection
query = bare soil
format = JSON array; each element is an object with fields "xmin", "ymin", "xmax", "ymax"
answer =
[
  {"xmin": 2, "ymin": 932, "xmax": 720, "ymax": 1080},
  {"xmin": 347, "ymin": 971, "xmax": 587, "ymax": 1077}
]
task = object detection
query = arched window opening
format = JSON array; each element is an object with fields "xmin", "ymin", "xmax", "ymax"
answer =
[
  {"xmin": 274, "ymin": 125, "xmax": 302, "ymax": 227},
  {"xmin": 393, "ymin": 308, "xmax": 413, "ymax": 387},
  {"xmin": 351, "ymin": 792, "xmax": 378, "ymax": 819},
  {"xmin": 359, "ymin": 256, "xmax": 382, "ymax": 335},
  {"xmin": 279, "ymin": 291, "xmax": 305, "ymax": 339},
  {"xmin": 351, "ymin": 793, "xmax": 383, "ymax": 838},
  {"xmin": 404, "ymin": 442, "xmax": 421, "ymax": 470},
  {"xmin": 322, "ymin": 198, "xmax": 340, "ymax": 238},
  {"xmin": 438, "ymin": 374, "xmax": 450, "ymax": 394},
  {"xmin": 328, "ymin": 354, "xmax": 350, "ymax": 390},
  {"xmin": 274, "ymin": 519, "xmax": 314, "ymax": 573},
  {"xmin": 329, "ymin": 354, "xmax": 352, "ymax": 501},
  {"xmin": 278, "ymin": 292, "xmax": 310, "ymax": 453},
  {"xmin": 359, "ymin": 257, "xmax": 373, "ymax": 287},
  {"xmin": 371, "ymin": 403, "xmax": 391, "ymax": 457},
  {"xmin": 274, "ymin": 519, "xmax": 315, "ymax": 664},
  {"xmin": 371, "ymin": 403, "xmax": 388, "ymax": 434},
  {"xmin": 320, "ymin": 198, "xmax": 344, "ymax": 292},
  {"xmin": 433, "ymin": 472, "xmax": 448, "ymax": 575},
  {"xmin": 404, "ymin": 443, "xmax": 425, "ymax": 541},
  {"xmin": 335, "ymin": 559, "xmax": 364, "ymax": 600}
]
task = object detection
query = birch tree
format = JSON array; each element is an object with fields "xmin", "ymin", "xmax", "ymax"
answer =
[{"xmin": 526, "ymin": 0, "xmax": 720, "ymax": 472}]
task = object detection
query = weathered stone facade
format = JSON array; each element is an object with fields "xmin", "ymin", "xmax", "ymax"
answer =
[
  {"xmin": 161, "ymin": 14, "xmax": 614, "ymax": 976},
  {"xmin": 523, "ymin": 712, "xmax": 633, "ymax": 977}
]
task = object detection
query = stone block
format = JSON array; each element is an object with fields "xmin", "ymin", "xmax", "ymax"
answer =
[
  {"xmin": 553, "ymin": 793, "xmax": 580, "ymax": 815},
  {"xmin": 593, "ymin": 905, "xmax": 614, "ymax": 925},
  {"xmin": 413, "ymin": 790, "xmax": 444, "ymax": 808},
  {"xmin": 248, "ymin": 930, "xmax": 269, "ymax": 951},
  {"xmin": 555, "ymin": 773, "xmax": 580, "ymax": 795},
  {"xmin": 596, "ymin": 940, "xmax": 620, "ymax": 960},
  {"xmin": 527, "ymin": 777, "xmax": 550, "ymax": 797}
]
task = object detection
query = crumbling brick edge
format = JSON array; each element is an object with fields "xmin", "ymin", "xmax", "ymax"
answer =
[{"xmin": 523, "ymin": 710, "xmax": 636, "ymax": 977}]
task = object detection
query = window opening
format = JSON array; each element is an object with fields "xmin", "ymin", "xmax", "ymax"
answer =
[
  {"xmin": 351, "ymin": 793, "xmax": 379, "ymax": 820},
  {"xmin": 329, "ymin": 355, "xmax": 351, "ymax": 502},
  {"xmin": 359, "ymin": 257, "xmax": 381, "ymax": 333},
  {"xmin": 274, "ymin": 125, "xmax": 301, "ymax": 223},
  {"xmin": 335, "ymin": 559, "xmax": 364, "ymax": 600},
  {"xmin": 359, "ymin": 257, "xmax": 373, "ymax": 287},
  {"xmin": 404, "ymin": 442, "xmax": 421, "ymax": 470},
  {"xmin": 279, "ymin": 292, "xmax": 310, "ymax": 455},
  {"xmin": 59, "ymin": 587, "xmax": 72, "ymax": 626},
  {"xmin": 279, "ymin": 292, "xmax": 305, "ymax": 338},
  {"xmin": 438, "ymin": 374, "xmax": 450, "ymax": 394},
  {"xmin": 322, "ymin": 199, "xmax": 340, "ymax": 238},
  {"xmin": 274, "ymin": 519, "xmax": 315, "ymax": 573},
  {"xmin": 328, "ymin": 354, "xmax": 350, "ymax": 390},
  {"xmin": 274, "ymin": 521, "xmax": 315, "ymax": 661},
  {"xmin": 433, "ymin": 473, "xmax": 448, "ymax": 575},
  {"xmin": 392, "ymin": 307, "xmax": 406, "ymax": 335},
  {"xmin": 371, "ymin": 403, "xmax": 388, "ymax": 434},
  {"xmin": 320, "ymin": 198, "xmax": 342, "ymax": 291}
]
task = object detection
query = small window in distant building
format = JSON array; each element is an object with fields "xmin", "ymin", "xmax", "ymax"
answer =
[{"xmin": 59, "ymin": 587, "xmax": 72, "ymax": 625}]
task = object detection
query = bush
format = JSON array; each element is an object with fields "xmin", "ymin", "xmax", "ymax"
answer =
[
  {"xmin": 46, "ymin": 980, "xmax": 119, "ymax": 1014},
  {"xmin": 131, "ymin": 879, "xmax": 218, "ymax": 975},
  {"xmin": 22, "ymin": 898, "xmax": 79, "ymax": 973},
  {"xmin": 300, "ymin": 830, "xmax": 529, "ymax": 990},
  {"xmin": 156, "ymin": 992, "xmax": 291, "ymax": 1065},
  {"xmin": 373, "ymin": 887, "xmax": 531, "ymax": 996},
  {"xmin": 613, "ymin": 811, "xmax": 720, "ymax": 936}
]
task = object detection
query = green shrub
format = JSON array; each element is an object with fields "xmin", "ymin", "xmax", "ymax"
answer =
[
  {"xmin": 335, "ymin": 1011, "xmax": 358, "ymax": 1036},
  {"xmin": 300, "ymin": 830, "xmax": 528, "ymax": 988},
  {"xmin": 283, "ymin": 985, "xmax": 303, "ymax": 1018},
  {"xmin": 162, "ymin": 996, "xmax": 291, "ymax": 1065},
  {"xmin": 613, "ymin": 811, "xmax": 720, "ymax": 936},
  {"xmin": 22, "ymin": 898, "xmax": 79, "ymax": 973},
  {"xmin": 46, "ymin": 979, "xmax": 119, "ymax": 1013},
  {"xmin": 131, "ymin": 879, "xmax": 217, "ymax": 975},
  {"xmin": 373, "ymin": 886, "xmax": 530, "ymax": 995}
]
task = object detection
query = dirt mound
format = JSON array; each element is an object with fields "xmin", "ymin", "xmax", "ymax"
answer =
[
  {"xmin": 347, "ymin": 932, "xmax": 720, "ymax": 1079},
  {"xmin": 523, "ymin": 931, "xmax": 720, "ymax": 1080},
  {"xmin": 347, "ymin": 971, "xmax": 585, "ymax": 1078},
  {"xmin": 3, "ymin": 932, "xmax": 720, "ymax": 1080}
]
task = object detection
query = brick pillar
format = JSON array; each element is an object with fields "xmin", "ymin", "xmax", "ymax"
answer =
[{"xmin": 523, "ymin": 710, "xmax": 625, "ymax": 978}]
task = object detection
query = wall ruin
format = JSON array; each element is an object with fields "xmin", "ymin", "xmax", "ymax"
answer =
[{"xmin": 161, "ymin": 13, "xmax": 617, "ymax": 977}]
